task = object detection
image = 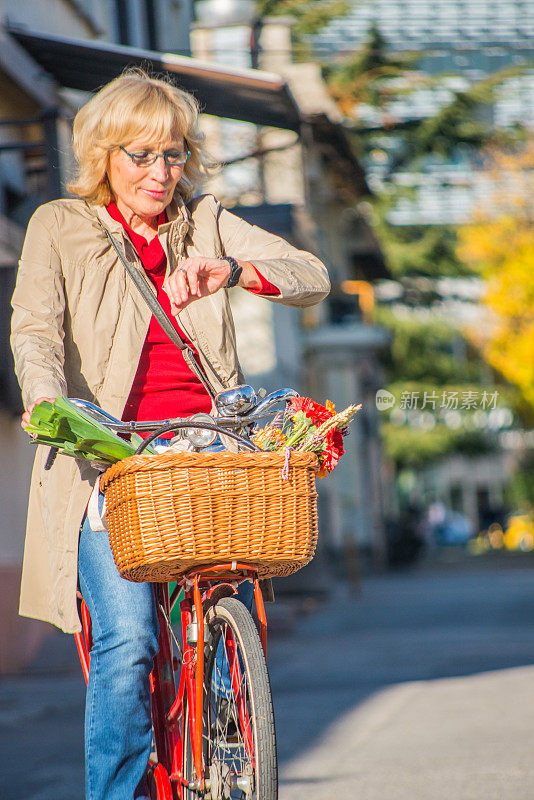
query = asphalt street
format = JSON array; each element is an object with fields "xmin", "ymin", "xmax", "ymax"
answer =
[
  {"xmin": 2, "ymin": 551, "xmax": 534, "ymax": 799},
  {"xmin": 272, "ymin": 553, "xmax": 534, "ymax": 799}
]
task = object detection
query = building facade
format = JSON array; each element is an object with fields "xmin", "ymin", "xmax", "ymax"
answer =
[
  {"xmin": 313, "ymin": 0, "xmax": 534, "ymax": 532},
  {"xmin": 0, "ymin": 0, "xmax": 389, "ymax": 669},
  {"xmin": 0, "ymin": 0, "xmax": 193, "ymax": 672},
  {"xmin": 313, "ymin": 0, "xmax": 534, "ymax": 225}
]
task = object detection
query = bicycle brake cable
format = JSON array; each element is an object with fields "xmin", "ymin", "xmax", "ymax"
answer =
[{"xmin": 158, "ymin": 602, "xmax": 182, "ymax": 658}]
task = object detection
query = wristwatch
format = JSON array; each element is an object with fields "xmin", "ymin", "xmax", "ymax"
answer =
[{"xmin": 223, "ymin": 256, "xmax": 243, "ymax": 288}]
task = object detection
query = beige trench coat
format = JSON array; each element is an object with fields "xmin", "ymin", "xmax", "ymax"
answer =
[{"xmin": 11, "ymin": 194, "xmax": 330, "ymax": 633}]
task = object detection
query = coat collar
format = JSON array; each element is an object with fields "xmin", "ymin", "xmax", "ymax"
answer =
[{"xmin": 87, "ymin": 194, "xmax": 193, "ymax": 248}]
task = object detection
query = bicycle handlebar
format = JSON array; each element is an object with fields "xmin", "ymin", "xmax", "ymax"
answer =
[
  {"xmin": 70, "ymin": 387, "xmax": 298, "ymax": 454},
  {"xmin": 134, "ymin": 421, "xmax": 261, "ymax": 454},
  {"xmin": 70, "ymin": 393, "xmax": 296, "ymax": 434}
]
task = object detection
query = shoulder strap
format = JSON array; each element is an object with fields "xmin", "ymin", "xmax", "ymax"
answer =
[{"xmin": 104, "ymin": 228, "xmax": 217, "ymax": 400}]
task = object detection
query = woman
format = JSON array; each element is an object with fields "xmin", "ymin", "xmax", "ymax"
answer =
[{"xmin": 11, "ymin": 69, "xmax": 330, "ymax": 799}]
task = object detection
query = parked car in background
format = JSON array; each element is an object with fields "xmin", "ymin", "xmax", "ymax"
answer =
[{"xmin": 426, "ymin": 503, "xmax": 475, "ymax": 547}]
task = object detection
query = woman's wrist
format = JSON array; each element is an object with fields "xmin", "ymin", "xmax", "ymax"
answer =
[{"xmin": 236, "ymin": 261, "xmax": 261, "ymax": 291}]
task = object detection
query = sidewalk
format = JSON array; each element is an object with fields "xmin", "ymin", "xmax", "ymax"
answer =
[
  {"xmin": 279, "ymin": 665, "xmax": 534, "ymax": 799},
  {"xmin": 2, "ymin": 550, "xmax": 534, "ymax": 798},
  {"xmin": 271, "ymin": 552, "xmax": 534, "ymax": 799}
]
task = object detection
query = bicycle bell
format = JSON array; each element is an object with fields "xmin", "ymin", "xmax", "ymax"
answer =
[{"xmin": 214, "ymin": 384, "xmax": 258, "ymax": 416}]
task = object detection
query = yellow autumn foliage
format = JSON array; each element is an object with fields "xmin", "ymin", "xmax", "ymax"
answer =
[{"xmin": 457, "ymin": 143, "xmax": 534, "ymax": 409}]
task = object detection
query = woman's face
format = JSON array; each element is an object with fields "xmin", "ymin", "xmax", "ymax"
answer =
[{"xmin": 107, "ymin": 135, "xmax": 186, "ymax": 224}]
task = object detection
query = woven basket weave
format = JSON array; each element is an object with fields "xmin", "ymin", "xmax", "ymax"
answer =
[{"xmin": 100, "ymin": 450, "xmax": 319, "ymax": 582}]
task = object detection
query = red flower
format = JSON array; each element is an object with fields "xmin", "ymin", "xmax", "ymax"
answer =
[
  {"xmin": 288, "ymin": 397, "xmax": 333, "ymax": 425},
  {"xmin": 320, "ymin": 429, "xmax": 344, "ymax": 474}
]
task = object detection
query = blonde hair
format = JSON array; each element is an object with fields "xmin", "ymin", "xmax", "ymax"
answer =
[{"xmin": 68, "ymin": 68, "xmax": 212, "ymax": 204}]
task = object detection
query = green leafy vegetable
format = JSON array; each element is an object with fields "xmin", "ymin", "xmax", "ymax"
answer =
[{"xmin": 25, "ymin": 397, "xmax": 155, "ymax": 464}]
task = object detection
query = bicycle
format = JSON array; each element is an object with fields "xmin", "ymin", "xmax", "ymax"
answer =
[{"xmin": 73, "ymin": 386, "xmax": 302, "ymax": 800}]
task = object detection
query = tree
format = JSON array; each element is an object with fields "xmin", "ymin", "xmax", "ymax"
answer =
[
  {"xmin": 245, "ymin": 0, "xmax": 350, "ymax": 64},
  {"xmin": 253, "ymin": 0, "xmax": 350, "ymax": 54},
  {"xmin": 457, "ymin": 142, "xmax": 534, "ymax": 413},
  {"xmin": 321, "ymin": 26, "xmax": 528, "ymax": 290},
  {"xmin": 372, "ymin": 306, "xmax": 510, "ymax": 470},
  {"xmin": 321, "ymin": 25, "xmax": 530, "ymax": 478},
  {"xmin": 325, "ymin": 24, "xmax": 422, "ymax": 114},
  {"xmin": 325, "ymin": 26, "xmax": 526, "ymax": 174}
]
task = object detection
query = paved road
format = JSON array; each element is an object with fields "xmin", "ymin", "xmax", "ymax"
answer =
[
  {"xmin": 2, "ymin": 553, "xmax": 534, "ymax": 798},
  {"xmin": 271, "ymin": 554, "xmax": 534, "ymax": 799}
]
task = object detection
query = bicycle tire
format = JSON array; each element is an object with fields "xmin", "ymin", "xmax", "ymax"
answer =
[{"xmin": 183, "ymin": 596, "xmax": 277, "ymax": 800}]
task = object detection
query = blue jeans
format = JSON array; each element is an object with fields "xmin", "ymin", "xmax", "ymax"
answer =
[
  {"xmin": 78, "ymin": 508, "xmax": 159, "ymax": 800},
  {"xmin": 78, "ymin": 493, "xmax": 254, "ymax": 799}
]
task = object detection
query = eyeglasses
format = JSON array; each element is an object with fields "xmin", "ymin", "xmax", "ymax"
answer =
[{"xmin": 119, "ymin": 146, "xmax": 191, "ymax": 167}]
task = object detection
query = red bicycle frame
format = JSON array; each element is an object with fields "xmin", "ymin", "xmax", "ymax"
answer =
[{"xmin": 75, "ymin": 562, "xmax": 268, "ymax": 798}]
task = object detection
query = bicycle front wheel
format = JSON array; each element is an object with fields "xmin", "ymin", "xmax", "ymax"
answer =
[{"xmin": 192, "ymin": 595, "xmax": 278, "ymax": 800}]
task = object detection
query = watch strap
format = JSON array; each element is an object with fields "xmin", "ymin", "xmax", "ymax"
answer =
[{"xmin": 224, "ymin": 256, "xmax": 243, "ymax": 288}]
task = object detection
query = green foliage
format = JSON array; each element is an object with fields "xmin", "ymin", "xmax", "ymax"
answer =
[
  {"xmin": 372, "ymin": 214, "xmax": 475, "ymax": 278},
  {"xmin": 255, "ymin": 0, "xmax": 349, "ymax": 31},
  {"xmin": 504, "ymin": 453, "xmax": 534, "ymax": 511},
  {"xmin": 374, "ymin": 309, "xmax": 482, "ymax": 384},
  {"xmin": 253, "ymin": 0, "xmax": 350, "ymax": 60},
  {"xmin": 325, "ymin": 26, "xmax": 529, "ymax": 292},
  {"xmin": 325, "ymin": 24, "xmax": 424, "ymax": 110},
  {"xmin": 325, "ymin": 25, "xmax": 529, "ymax": 176},
  {"xmin": 382, "ymin": 423, "xmax": 495, "ymax": 469},
  {"xmin": 408, "ymin": 65, "xmax": 530, "ymax": 163},
  {"xmin": 373, "ymin": 307, "xmax": 522, "ymax": 468}
]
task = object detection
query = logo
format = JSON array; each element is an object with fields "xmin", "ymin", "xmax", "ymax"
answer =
[{"xmin": 375, "ymin": 389, "xmax": 395, "ymax": 411}]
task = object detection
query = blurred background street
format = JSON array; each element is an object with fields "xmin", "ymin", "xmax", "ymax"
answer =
[
  {"xmin": 0, "ymin": 0, "xmax": 533, "ymax": 797},
  {"xmin": 2, "ymin": 550, "xmax": 534, "ymax": 799}
]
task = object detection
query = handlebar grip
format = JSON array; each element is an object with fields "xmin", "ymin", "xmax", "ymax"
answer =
[{"xmin": 44, "ymin": 447, "xmax": 59, "ymax": 470}]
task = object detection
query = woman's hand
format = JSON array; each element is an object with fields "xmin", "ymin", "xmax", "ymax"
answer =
[
  {"xmin": 21, "ymin": 397, "xmax": 56, "ymax": 430},
  {"xmin": 163, "ymin": 257, "xmax": 260, "ymax": 314}
]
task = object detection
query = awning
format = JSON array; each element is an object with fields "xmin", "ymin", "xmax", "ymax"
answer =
[{"xmin": 7, "ymin": 26, "xmax": 301, "ymax": 131}]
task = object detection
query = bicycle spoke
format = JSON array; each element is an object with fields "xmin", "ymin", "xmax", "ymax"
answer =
[
  {"xmin": 209, "ymin": 623, "xmax": 253, "ymax": 782},
  {"xmin": 184, "ymin": 597, "xmax": 276, "ymax": 800}
]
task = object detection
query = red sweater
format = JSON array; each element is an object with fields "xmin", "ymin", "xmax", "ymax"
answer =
[{"xmin": 106, "ymin": 203, "xmax": 279, "ymax": 424}]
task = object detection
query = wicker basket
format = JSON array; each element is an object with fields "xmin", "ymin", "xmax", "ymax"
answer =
[{"xmin": 100, "ymin": 450, "xmax": 319, "ymax": 582}]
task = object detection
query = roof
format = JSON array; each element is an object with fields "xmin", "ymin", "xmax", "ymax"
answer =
[
  {"xmin": 5, "ymin": 25, "xmax": 372, "ymax": 196},
  {"xmin": 6, "ymin": 26, "xmax": 301, "ymax": 131}
]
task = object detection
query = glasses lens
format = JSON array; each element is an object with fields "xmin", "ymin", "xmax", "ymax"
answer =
[
  {"xmin": 165, "ymin": 151, "xmax": 189, "ymax": 165},
  {"xmin": 123, "ymin": 148, "xmax": 190, "ymax": 166},
  {"xmin": 131, "ymin": 152, "xmax": 156, "ymax": 166}
]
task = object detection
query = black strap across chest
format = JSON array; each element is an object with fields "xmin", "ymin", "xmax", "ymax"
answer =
[{"xmin": 104, "ymin": 228, "xmax": 217, "ymax": 401}]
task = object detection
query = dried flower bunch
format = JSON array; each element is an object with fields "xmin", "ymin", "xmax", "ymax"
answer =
[{"xmin": 253, "ymin": 397, "xmax": 361, "ymax": 477}]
